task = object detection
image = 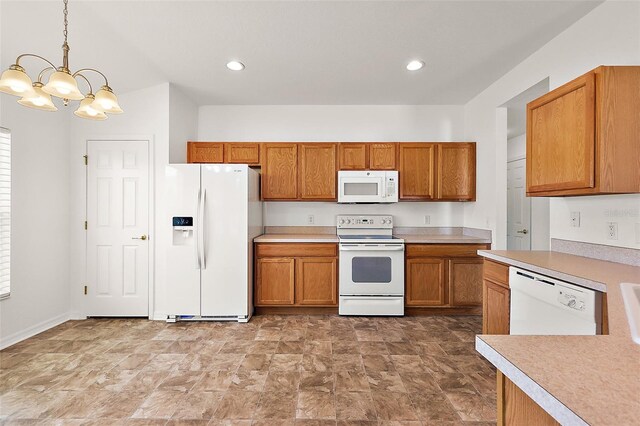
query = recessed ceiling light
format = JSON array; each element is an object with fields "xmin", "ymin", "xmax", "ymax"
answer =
[
  {"xmin": 226, "ymin": 61, "xmax": 245, "ymax": 71},
  {"xmin": 406, "ymin": 60, "xmax": 425, "ymax": 71}
]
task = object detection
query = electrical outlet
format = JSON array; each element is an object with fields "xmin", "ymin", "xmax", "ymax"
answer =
[
  {"xmin": 570, "ymin": 211, "xmax": 580, "ymax": 227},
  {"xmin": 607, "ymin": 222, "xmax": 618, "ymax": 240},
  {"xmin": 424, "ymin": 215, "xmax": 431, "ymax": 225},
  {"xmin": 307, "ymin": 214, "xmax": 314, "ymax": 225}
]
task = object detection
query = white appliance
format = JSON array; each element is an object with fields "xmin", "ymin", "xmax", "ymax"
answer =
[
  {"xmin": 165, "ymin": 164, "xmax": 262, "ymax": 322},
  {"xmin": 338, "ymin": 170, "xmax": 398, "ymax": 203},
  {"xmin": 338, "ymin": 215, "xmax": 405, "ymax": 316},
  {"xmin": 509, "ymin": 267, "xmax": 601, "ymax": 335}
]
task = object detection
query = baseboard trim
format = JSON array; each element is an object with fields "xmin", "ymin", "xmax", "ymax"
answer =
[{"xmin": 0, "ymin": 312, "xmax": 71, "ymax": 350}]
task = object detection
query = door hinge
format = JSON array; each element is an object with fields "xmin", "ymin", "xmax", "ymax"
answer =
[
  {"xmin": 83, "ymin": 285, "xmax": 88, "ymax": 295},
  {"xmin": 83, "ymin": 155, "xmax": 88, "ymax": 165},
  {"xmin": 84, "ymin": 221, "xmax": 87, "ymax": 230}
]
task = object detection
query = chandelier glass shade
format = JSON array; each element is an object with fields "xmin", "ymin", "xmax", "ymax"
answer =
[{"xmin": 0, "ymin": 0, "xmax": 122, "ymax": 120}]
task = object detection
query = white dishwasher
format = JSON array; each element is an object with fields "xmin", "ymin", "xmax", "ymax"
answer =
[{"xmin": 509, "ymin": 267, "xmax": 602, "ymax": 335}]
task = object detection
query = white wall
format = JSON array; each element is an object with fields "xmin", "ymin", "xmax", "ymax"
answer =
[
  {"xmin": 0, "ymin": 99, "xmax": 71, "ymax": 348},
  {"xmin": 198, "ymin": 105, "xmax": 468, "ymax": 227},
  {"xmin": 198, "ymin": 105, "xmax": 464, "ymax": 142},
  {"xmin": 169, "ymin": 85, "xmax": 198, "ymax": 163},
  {"xmin": 464, "ymin": 1, "xmax": 640, "ymax": 249},
  {"xmin": 69, "ymin": 83, "xmax": 171, "ymax": 320},
  {"xmin": 507, "ymin": 134, "xmax": 526, "ymax": 162}
]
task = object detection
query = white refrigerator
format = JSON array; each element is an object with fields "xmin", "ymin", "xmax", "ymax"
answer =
[{"xmin": 165, "ymin": 164, "xmax": 262, "ymax": 322}]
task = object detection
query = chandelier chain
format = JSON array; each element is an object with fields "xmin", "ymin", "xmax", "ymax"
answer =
[{"xmin": 63, "ymin": 0, "xmax": 69, "ymax": 45}]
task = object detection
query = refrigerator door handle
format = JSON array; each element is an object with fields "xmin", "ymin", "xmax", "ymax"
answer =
[
  {"xmin": 195, "ymin": 189, "xmax": 201, "ymax": 269},
  {"xmin": 200, "ymin": 188, "xmax": 207, "ymax": 270}
]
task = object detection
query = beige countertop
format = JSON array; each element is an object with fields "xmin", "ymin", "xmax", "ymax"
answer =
[
  {"xmin": 397, "ymin": 234, "xmax": 491, "ymax": 244},
  {"xmin": 254, "ymin": 234, "xmax": 339, "ymax": 243},
  {"xmin": 254, "ymin": 231, "xmax": 490, "ymax": 244},
  {"xmin": 476, "ymin": 250, "xmax": 640, "ymax": 426}
]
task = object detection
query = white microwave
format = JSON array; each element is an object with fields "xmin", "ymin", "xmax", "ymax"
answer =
[{"xmin": 338, "ymin": 170, "xmax": 399, "ymax": 203}]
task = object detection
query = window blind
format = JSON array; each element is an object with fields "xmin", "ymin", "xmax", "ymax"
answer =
[{"xmin": 0, "ymin": 129, "xmax": 10, "ymax": 299}]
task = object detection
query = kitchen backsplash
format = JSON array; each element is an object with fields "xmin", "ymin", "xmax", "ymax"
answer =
[{"xmin": 263, "ymin": 201, "xmax": 466, "ymax": 227}]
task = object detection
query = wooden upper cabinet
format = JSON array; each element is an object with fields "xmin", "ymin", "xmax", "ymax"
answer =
[
  {"xmin": 224, "ymin": 143, "xmax": 261, "ymax": 165},
  {"xmin": 399, "ymin": 143, "xmax": 436, "ymax": 200},
  {"xmin": 262, "ymin": 144, "xmax": 298, "ymax": 200},
  {"xmin": 449, "ymin": 258, "xmax": 483, "ymax": 306},
  {"xmin": 187, "ymin": 142, "xmax": 224, "ymax": 163},
  {"xmin": 406, "ymin": 258, "xmax": 447, "ymax": 306},
  {"xmin": 338, "ymin": 143, "xmax": 368, "ymax": 170},
  {"xmin": 256, "ymin": 258, "xmax": 295, "ymax": 306},
  {"xmin": 369, "ymin": 143, "xmax": 397, "ymax": 170},
  {"xmin": 296, "ymin": 257, "xmax": 338, "ymax": 306},
  {"xmin": 527, "ymin": 66, "xmax": 640, "ymax": 196},
  {"xmin": 437, "ymin": 143, "xmax": 476, "ymax": 200},
  {"xmin": 299, "ymin": 143, "xmax": 337, "ymax": 200}
]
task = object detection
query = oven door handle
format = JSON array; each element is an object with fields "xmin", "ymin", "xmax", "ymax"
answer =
[{"xmin": 339, "ymin": 245, "xmax": 405, "ymax": 251}]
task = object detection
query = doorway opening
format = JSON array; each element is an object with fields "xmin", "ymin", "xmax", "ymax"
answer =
[{"xmin": 501, "ymin": 79, "xmax": 550, "ymax": 250}]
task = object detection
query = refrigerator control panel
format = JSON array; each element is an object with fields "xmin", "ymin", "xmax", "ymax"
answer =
[{"xmin": 173, "ymin": 217, "xmax": 193, "ymax": 228}]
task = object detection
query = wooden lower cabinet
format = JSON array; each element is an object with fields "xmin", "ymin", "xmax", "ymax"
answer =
[
  {"xmin": 483, "ymin": 280, "xmax": 510, "ymax": 335},
  {"xmin": 449, "ymin": 258, "xmax": 483, "ymax": 306},
  {"xmin": 255, "ymin": 243, "xmax": 338, "ymax": 308},
  {"xmin": 255, "ymin": 258, "xmax": 295, "ymax": 305},
  {"xmin": 296, "ymin": 258, "xmax": 337, "ymax": 305},
  {"xmin": 498, "ymin": 372, "xmax": 559, "ymax": 426},
  {"xmin": 405, "ymin": 244, "xmax": 488, "ymax": 310},
  {"xmin": 482, "ymin": 259, "xmax": 511, "ymax": 334},
  {"xmin": 406, "ymin": 258, "xmax": 446, "ymax": 306}
]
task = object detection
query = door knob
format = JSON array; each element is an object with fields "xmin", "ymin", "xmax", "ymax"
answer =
[
  {"xmin": 132, "ymin": 235, "xmax": 147, "ymax": 240},
  {"xmin": 516, "ymin": 229, "xmax": 528, "ymax": 235}
]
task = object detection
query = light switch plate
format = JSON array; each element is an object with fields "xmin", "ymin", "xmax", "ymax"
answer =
[{"xmin": 424, "ymin": 215, "xmax": 431, "ymax": 225}]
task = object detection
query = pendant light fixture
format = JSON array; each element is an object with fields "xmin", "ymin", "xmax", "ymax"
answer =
[{"xmin": 0, "ymin": 0, "xmax": 122, "ymax": 119}]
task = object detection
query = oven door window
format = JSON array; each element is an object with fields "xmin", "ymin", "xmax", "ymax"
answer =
[{"xmin": 352, "ymin": 257, "xmax": 392, "ymax": 283}]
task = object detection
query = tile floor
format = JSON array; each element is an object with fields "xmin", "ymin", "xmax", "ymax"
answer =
[{"xmin": 0, "ymin": 315, "xmax": 497, "ymax": 425}]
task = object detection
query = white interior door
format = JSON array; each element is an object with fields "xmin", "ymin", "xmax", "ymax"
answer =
[
  {"xmin": 507, "ymin": 158, "xmax": 531, "ymax": 250},
  {"xmin": 87, "ymin": 140, "xmax": 149, "ymax": 316}
]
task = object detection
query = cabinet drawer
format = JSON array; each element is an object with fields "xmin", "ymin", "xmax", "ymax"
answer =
[
  {"xmin": 406, "ymin": 244, "xmax": 488, "ymax": 258},
  {"xmin": 256, "ymin": 243, "xmax": 337, "ymax": 258},
  {"xmin": 483, "ymin": 259, "xmax": 509, "ymax": 287}
]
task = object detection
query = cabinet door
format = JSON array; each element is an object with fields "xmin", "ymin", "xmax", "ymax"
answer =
[
  {"xmin": 406, "ymin": 258, "xmax": 446, "ymax": 306},
  {"xmin": 399, "ymin": 143, "xmax": 436, "ymax": 200},
  {"xmin": 338, "ymin": 143, "xmax": 368, "ymax": 170},
  {"xmin": 256, "ymin": 258, "xmax": 295, "ymax": 306},
  {"xmin": 437, "ymin": 143, "xmax": 475, "ymax": 200},
  {"xmin": 369, "ymin": 143, "xmax": 396, "ymax": 170},
  {"xmin": 449, "ymin": 258, "xmax": 483, "ymax": 306},
  {"xmin": 187, "ymin": 142, "xmax": 224, "ymax": 163},
  {"xmin": 482, "ymin": 280, "xmax": 510, "ymax": 334},
  {"xmin": 296, "ymin": 257, "xmax": 337, "ymax": 306},
  {"xmin": 224, "ymin": 143, "xmax": 260, "ymax": 165},
  {"xmin": 527, "ymin": 72, "xmax": 596, "ymax": 194},
  {"xmin": 299, "ymin": 143, "xmax": 337, "ymax": 200},
  {"xmin": 262, "ymin": 144, "xmax": 298, "ymax": 200}
]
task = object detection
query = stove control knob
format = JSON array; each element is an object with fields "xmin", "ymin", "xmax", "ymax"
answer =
[
  {"xmin": 339, "ymin": 219, "xmax": 345, "ymax": 225},
  {"xmin": 346, "ymin": 219, "xmax": 352, "ymax": 224},
  {"xmin": 568, "ymin": 299, "xmax": 576, "ymax": 308}
]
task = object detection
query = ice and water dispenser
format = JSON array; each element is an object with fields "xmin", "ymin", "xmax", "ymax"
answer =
[{"xmin": 172, "ymin": 217, "xmax": 194, "ymax": 245}]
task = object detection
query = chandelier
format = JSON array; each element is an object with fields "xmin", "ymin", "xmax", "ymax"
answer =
[{"xmin": 0, "ymin": 0, "xmax": 122, "ymax": 120}]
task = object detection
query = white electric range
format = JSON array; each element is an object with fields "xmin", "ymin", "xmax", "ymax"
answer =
[{"xmin": 337, "ymin": 215, "xmax": 405, "ymax": 316}]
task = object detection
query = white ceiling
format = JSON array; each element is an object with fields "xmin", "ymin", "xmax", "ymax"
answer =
[{"xmin": 1, "ymin": 1, "xmax": 601, "ymax": 105}]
